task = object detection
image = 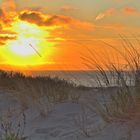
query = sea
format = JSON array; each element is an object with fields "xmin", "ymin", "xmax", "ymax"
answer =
[{"xmin": 23, "ymin": 70, "xmax": 135, "ymax": 87}]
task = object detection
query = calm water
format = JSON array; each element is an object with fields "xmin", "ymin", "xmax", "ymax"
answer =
[{"xmin": 23, "ymin": 70, "xmax": 135, "ymax": 87}]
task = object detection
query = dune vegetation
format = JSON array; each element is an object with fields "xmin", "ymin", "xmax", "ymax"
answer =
[{"xmin": 82, "ymin": 36, "xmax": 140, "ymax": 123}]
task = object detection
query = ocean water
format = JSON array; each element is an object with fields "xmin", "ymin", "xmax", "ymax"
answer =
[{"xmin": 24, "ymin": 70, "xmax": 135, "ymax": 87}]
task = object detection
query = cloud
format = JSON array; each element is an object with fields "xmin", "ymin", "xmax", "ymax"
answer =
[
  {"xmin": 19, "ymin": 11, "xmax": 45, "ymax": 26},
  {"xmin": 0, "ymin": 12, "xmax": 15, "ymax": 26},
  {"xmin": 0, "ymin": 42, "xmax": 5, "ymax": 46},
  {"xmin": 0, "ymin": 8, "xmax": 5, "ymax": 19},
  {"xmin": 95, "ymin": 8, "xmax": 116, "ymax": 21},
  {"xmin": 0, "ymin": 1, "xmax": 95, "ymax": 47},
  {"xmin": 122, "ymin": 7, "xmax": 139, "ymax": 16},
  {"xmin": 0, "ymin": 36, "xmax": 16, "ymax": 41},
  {"xmin": 96, "ymin": 7, "xmax": 140, "ymax": 21},
  {"xmin": 95, "ymin": 13, "xmax": 106, "ymax": 21},
  {"xmin": 1, "ymin": 0, "xmax": 16, "ymax": 11},
  {"xmin": 19, "ymin": 10, "xmax": 95, "ymax": 30},
  {"xmin": 19, "ymin": 11, "xmax": 73, "ymax": 27},
  {"xmin": 0, "ymin": 0, "xmax": 17, "ymax": 26},
  {"xmin": 0, "ymin": 28, "xmax": 17, "ymax": 46},
  {"xmin": 60, "ymin": 5, "xmax": 76, "ymax": 12},
  {"xmin": 0, "ymin": 34, "xmax": 16, "ymax": 46},
  {"xmin": 0, "ymin": 0, "xmax": 95, "ymax": 31},
  {"xmin": 46, "ymin": 15, "xmax": 72, "ymax": 26},
  {"xmin": 0, "ymin": 9, "xmax": 4, "ymax": 16}
]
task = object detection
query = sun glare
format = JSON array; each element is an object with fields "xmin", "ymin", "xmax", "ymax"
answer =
[
  {"xmin": 0, "ymin": 20, "xmax": 55, "ymax": 66},
  {"xmin": 9, "ymin": 21, "xmax": 44, "ymax": 56},
  {"xmin": 10, "ymin": 36, "xmax": 39, "ymax": 56}
]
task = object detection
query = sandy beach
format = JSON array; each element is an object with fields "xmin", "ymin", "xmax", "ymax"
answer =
[{"xmin": 0, "ymin": 84, "xmax": 140, "ymax": 140}]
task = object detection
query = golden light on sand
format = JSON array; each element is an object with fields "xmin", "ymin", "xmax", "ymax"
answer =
[{"xmin": 0, "ymin": 20, "xmax": 55, "ymax": 66}]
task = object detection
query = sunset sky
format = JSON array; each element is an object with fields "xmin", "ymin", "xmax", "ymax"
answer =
[{"xmin": 0, "ymin": 0, "xmax": 140, "ymax": 71}]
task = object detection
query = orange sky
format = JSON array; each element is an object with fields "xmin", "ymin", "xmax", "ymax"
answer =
[{"xmin": 0, "ymin": 0, "xmax": 140, "ymax": 71}]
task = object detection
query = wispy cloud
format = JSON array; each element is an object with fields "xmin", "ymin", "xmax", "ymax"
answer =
[
  {"xmin": 60, "ymin": 5, "xmax": 76, "ymax": 12},
  {"xmin": 122, "ymin": 7, "xmax": 140, "ymax": 16},
  {"xmin": 95, "ymin": 8, "xmax": 116, "ymax": 21},
  {"xmin": 96, "ymin": 6, "xmax": 140, "ymax": 21},
  {"xmin": 1, "ymin": 0, "xmax": 16, "ymax": 11}
]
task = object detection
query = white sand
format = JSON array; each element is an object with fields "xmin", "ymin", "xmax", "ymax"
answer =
[{"xmin": 0, "ymin": 88, "xmax": 140, "ymax": 140}]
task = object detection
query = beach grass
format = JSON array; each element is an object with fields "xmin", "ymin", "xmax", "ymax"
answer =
[{"xmin": 82, "ymin": 36, "xmax": 140, "ymax": 122}]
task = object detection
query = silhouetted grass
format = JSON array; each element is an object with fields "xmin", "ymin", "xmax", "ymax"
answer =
[
  {"xmin": 0, "ymin": 110, "xmax": 27, "ymax": 140},
  {"xmin": 0, "ymin": 70, "xmax": 80, "ymax": 116},
  {"xmin": 83, "ymin": 36, "xmax": 140, "ymax": 122}
]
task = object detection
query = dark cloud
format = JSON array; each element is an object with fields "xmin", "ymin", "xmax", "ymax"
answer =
[
  {"xmin": 19, "ymin": 11, "xmax": 72, "ymax": 26},
  {"xmin": 19, "ymin": 10, "xmax": 95, "ymax": 33},
  {"xmin": 0, "ymin": 32, "xmax": 17, "ymax": 46},
  {"xmin": 44, "ymin": 15, "xmax": 72, "ymax": 26},
  {"xmin": 0, "ymin": 36, "xmax": 16, "ymax": 41},
  {"xmin": 0, "ymin": 24, "xmax": 2, "ymax": 30},
  {"xmin": 0, "ymin": 9, "xmax": 4, "ymax": 16},
  {"xmin": 19, "ymin": 11, "xmax": 43, "ymax": 26},
  {"xmin": 0, "ymin": 42, "xmax": 5, "ymax": 46}
]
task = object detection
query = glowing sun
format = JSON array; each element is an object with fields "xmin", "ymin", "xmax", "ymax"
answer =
[
  {"xmin": 1, "ymin": 20, "xmax": 55, "ymax": 66},
  {"xmin": 9, "ymin": 21, "xmax": 43, "ymax": 56},
  {"xmin": 10, "ymin": 37, "xmax": 39, "ymax": 56}
]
